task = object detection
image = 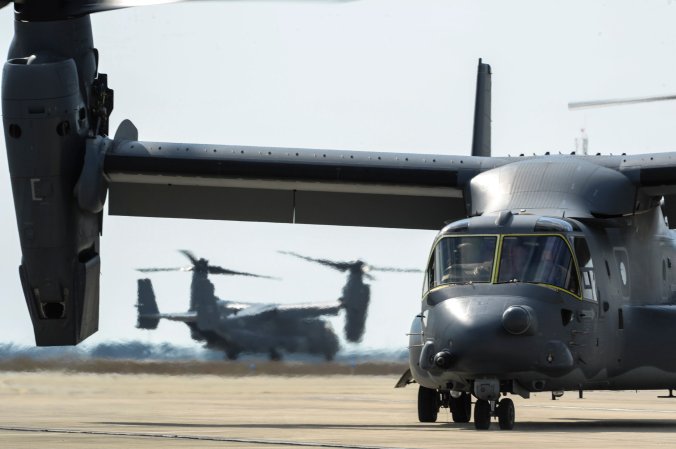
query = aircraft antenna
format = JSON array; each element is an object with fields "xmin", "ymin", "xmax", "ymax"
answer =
[{"xmin": 575, "ymin": 128, "xmax": 589, "ymax": 156}]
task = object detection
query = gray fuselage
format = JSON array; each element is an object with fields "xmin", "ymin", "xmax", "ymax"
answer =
[{"xmin": 410, "ymin": 208, "xmax": 676, "ymax": 397}]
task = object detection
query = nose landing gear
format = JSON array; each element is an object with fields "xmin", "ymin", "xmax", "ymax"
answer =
[
  {"xmin": 417, "ymin": 386, "xmax": 516, "ymax": 430},
  {"xmin": 474, "ymin": 398, "xmax": 515, "ymax": 430}
]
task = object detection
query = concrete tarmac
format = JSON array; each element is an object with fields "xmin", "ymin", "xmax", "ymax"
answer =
[{"xmin": 2, "ymin": 371, "xmax": 676, "ymax": 448}]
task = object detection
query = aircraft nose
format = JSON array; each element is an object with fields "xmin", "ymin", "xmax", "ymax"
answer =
[{"xmin": 422, "ymin": 296, "xmax": 570, "ymax": 374}]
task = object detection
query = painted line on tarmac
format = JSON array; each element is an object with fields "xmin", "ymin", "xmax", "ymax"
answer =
[{"xmin": 0, "ymin": 426, "xmax": 416, "ymax": 449}]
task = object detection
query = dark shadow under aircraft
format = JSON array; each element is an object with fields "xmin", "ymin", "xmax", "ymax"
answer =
[{"xmin": 136, "ymin": 250, "xmax": 343, "ymax": 360}]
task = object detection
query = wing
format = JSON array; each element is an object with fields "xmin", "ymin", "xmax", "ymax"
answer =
[
  {"xmin": 230, "ymin": 301, "xmax": 342, "ymax": 320},
  {"xmin": 104, "ymin": 140, "xmax": 503, "ymax": 230},
  {"xmin": 157, "ymin": 312, "xmax": 197, "ymax": 323}
]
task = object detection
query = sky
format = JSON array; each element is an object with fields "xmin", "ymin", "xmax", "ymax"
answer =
[{"xmin": 1, "ymin": 0, "xmax": 676, "ymax": 353}]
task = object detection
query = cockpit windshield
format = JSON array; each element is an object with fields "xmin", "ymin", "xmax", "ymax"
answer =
[
  {"xmin": 430, "ymin": 236, "xmax": 497, "ymax": 287},
  {"xmin": 426, "ymin": 233, "xmax": 582, "ymax": 297},
  {"xmin": 497, "ymin": 235, "xmax": 579, "ymax": 295}
]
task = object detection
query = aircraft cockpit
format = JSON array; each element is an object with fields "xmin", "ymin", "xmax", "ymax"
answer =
[{"xmin": 424, "ymin": 215, "xmax": 596, "ymax": 301}]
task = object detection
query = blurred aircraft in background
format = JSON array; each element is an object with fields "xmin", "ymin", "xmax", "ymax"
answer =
[{"xmin": 136, "ymin": 250, "xmax": 343, "ymax": 360}]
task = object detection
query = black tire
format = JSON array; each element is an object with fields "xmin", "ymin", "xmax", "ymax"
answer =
[
  {"xmin": 474, "ymin": 399, "xmax": 491, "ymax": 430},
  {"xmin": 497, "ymin": 398, "xmax": 515, "ymax": 430},
  {"xmin": 450, "ymin": 393, "xmax": 472, "ymax": 423},
  {"xmin": 417, "ymin": 386, "xmax": 439, "ymax": 423}
]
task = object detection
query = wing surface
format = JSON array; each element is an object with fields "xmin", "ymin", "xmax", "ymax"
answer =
[
  {"xmin": 156, "ymin": 312, "xmax": 197, "ymax": 322},
  {"xmin": 104, "ymin": 140, "xmax": 503, "ymax": 230},
  {"xmin": 230, "ymin": 301, "xmax": 342, "ymax": 320}
]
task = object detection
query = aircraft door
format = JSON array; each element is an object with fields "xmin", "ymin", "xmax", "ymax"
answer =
[
  {"xmin": 574, "ymin": 237, "xmax": 596, "ymax": 302},
  {"xmin": 571, "ymin": 235, "xmax": 607, "ymax": 374}
]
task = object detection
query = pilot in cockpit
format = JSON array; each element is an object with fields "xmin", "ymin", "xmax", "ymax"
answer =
[
  {"xmin": 535, "ymin": 247, "xmax": 567, "ymax": 287},
  {"xmin": 458, "ymin": 241, "xmax": 492, "ymax": 283},
  {"xmin": 500, "ymin": 242, "xmax": 529, "ymax": 282}
]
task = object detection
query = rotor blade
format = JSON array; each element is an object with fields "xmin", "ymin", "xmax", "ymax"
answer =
[
  {"xmin": 136, "ymin": 266, "xmax": 193, "ymax": 273},
  {"xmin": 369, "ymin": 265, "xmax": 422, "ymax": 273},
  {"xmin": 10, "ymin": 0, "xmax": 179, "ymax": 21},
  {"xmin": 278, "ymin": 251, "xmax": 350, "ymax": 272},
  {"xmin": 207, "ymin": 265, "xmax": 279, "ymax": 280},
  {"xmin": 568, "ymin": 94, "xmax": 676, "ymax": 110},
  {"xmin": 10, "ymin": 0, "xmax": 352, "ymax": 22},
  {"xmin": 178, "ymin": 249, "xmax": 199, "ymax": 265}
]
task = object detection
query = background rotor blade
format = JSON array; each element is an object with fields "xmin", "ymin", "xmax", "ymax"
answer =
[
  {"xmin": 178, "ymin": 249, "xmax": 199, "ymax": 266},
  {"xmin": 369, "ymin": 265, "xmax": 422, "ymax": 273},
  {"xmin": 136, "ymin": 266, "xmax": 193, "ymax": 273},
  {"xmin": 207, "ymin": 265, "xmax": 279, "ymax": 280},
  {"xmin": 568, "ymin": 94, "xmax": 676, "ymax": 110},
  {"xmin": 278, "ymin": 251, "xmax": 350, "ymax": 272}
]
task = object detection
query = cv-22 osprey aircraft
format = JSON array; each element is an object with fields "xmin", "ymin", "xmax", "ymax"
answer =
[
  {"xmin": 136, "ymin": 250, "xmax": 345, "ymax": 360},
  {"xmin": 278, "ymin": 251, "xmax": 421, "ymax": 343},
  {"xmin": 7, "ymin": 0, "xmax": 676, "ymax": 431}
]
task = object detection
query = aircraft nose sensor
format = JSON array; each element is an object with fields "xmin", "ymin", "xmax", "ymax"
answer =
[
  {"xmin": 433, "ymin": 350, "xmax": 453, "ymax": 369},
  {"xmin": 502, "ymin": 305, "xmax": 534, "ymax": 335}
]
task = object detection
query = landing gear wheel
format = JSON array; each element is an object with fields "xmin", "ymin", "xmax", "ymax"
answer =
[
  {"xmin": 450, "ymin": 393, "xmax": 471, "ymax": 423},
  {"xmin": 473, "ymin": 399, "xmax": 491, "ymax": 430},
  {"xmin": 417, "ymin": 386, "xmax": 439, "ymax": 423},
  {"xmin": 497, "ymin": 398, "xmax": 515, "ymax": 430}
]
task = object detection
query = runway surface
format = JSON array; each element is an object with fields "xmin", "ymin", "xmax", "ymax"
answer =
[{"xmin": 2, "ymin": 371, "xmax": 676, "ymax": 448}]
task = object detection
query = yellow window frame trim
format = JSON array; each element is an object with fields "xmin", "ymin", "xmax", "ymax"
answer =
[
  {"xmin": 426, "ymin": 234, "xmax": 500, "ymax": 293},
  {"xmin": 424, "ymin": 233, "xmax": 584, "ymax": 301},
  {"xmin": 495, "ymin": 233, "xmax": 583, "ymax": 300}
]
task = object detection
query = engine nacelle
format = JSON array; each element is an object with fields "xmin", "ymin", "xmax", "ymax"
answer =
[{"xmin": 2, "ymin": 16, "xmax": 104, "ymax": 345}]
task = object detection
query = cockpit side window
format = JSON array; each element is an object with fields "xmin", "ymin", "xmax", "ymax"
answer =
[
  {"xmin": 498, "ymin": 235, "xmax": 580, "ymax": 296},
  {"xmin": 574, "ymin": 237, "xmax": 596, "ymax": 301},
  {"xmin": 429, "ymin": 236, "xmax": 497, "ymax": 287}
]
